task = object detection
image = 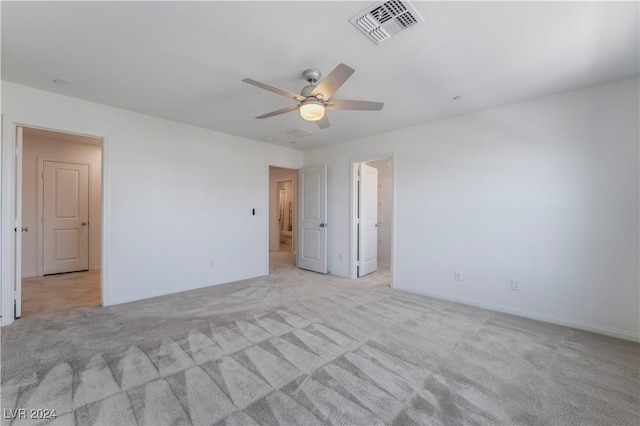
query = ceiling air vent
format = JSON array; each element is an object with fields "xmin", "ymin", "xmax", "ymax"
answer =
[
  {"xmin": 349, "ymin": 0, "xmax": 424, "ymax": 45},
  {"xmin": 282, "ymin": 128, "xmax": 314, "ymax": 139}
]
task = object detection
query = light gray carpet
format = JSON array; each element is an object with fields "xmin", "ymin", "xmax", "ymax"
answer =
[{"xmin": 1, "ymin": 252, "xmax": 639, "ymax": 425}]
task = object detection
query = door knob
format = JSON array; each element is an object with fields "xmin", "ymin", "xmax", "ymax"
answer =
[
  {"xmin": 319, "ymin": 223, "xmax": 326, "ymax": 228},
  {"xmin": 81, "ymin": 222, "xmax": 88, "ymax": 226},
  {"xmin": 21, "ymin": 227, "xmax": 28, "ymax": 232}
]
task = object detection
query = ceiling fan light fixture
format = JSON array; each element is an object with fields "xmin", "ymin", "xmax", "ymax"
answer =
[
  {"xmin": 299, "ymin": 100, "xmax": 325, "ymax": 121},
  {"xmin": 243, "ymin": 63, "xmax": 384, "ymax": 130}
]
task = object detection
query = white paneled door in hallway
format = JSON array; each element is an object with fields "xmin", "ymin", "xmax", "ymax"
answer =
[{"xmin": 43, "ymin": 161, "xmax": 90, "ymax": 275}]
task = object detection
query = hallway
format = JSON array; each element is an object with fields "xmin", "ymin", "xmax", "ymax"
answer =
[{"xmin": 21, "ymin": 270, "xmax": 100, "ymax": 317}]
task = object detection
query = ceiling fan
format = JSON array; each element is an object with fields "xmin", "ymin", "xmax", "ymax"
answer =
[{"xmin": 242, "ymin": 63, "xmax": 384, "ymax": 129}]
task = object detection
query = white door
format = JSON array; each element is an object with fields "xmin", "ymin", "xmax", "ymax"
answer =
[
  {"xmin": 298, "ymin": 165, "xmax": 327, "ymax": 273},
  {"xmin": 14, "ymin": 127, "xmax": 24, "ymax": 318},
  {"xmin": 43, "ymin": 161, "xmax": 90, "ymax": 275},
  {"xmin": 358, "ymin": 163, "xmax": 378, "ymax": 277}
]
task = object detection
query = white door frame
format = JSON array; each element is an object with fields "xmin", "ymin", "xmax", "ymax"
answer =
[
  {"xmin": 264, "ymin": 162, "xmax": 299, "ymax": 274},
  {"xmin": 14, "ymin": 127, "xmax": 24, "ymax": 318},
  {"xmin": 37, "ymin": 158, "xmax": 94, "ymax": 277},
  {"xmin": 349, "ymin": 153, "xmax": 396, "ymax": 285},
  {"xmin": 1, "ymin": 116, "xmax": 110, "ymax": 326}
]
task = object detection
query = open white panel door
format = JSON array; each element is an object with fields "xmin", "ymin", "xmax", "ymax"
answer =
[
  {"xmin": 298, "ymin": 165, "xmax": 327, "ymax": 273},
  {"xmin": 358, "ymin": 163, "xmax": 378, "ymax": 277},
  {"xmin": 14, "ymin": 127, "xmax": 23, "ymax": 318}
]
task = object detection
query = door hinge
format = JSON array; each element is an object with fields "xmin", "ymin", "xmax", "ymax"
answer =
[
  {"xmin": 15, "ymin": 145, "xmax": 22, "ymax": 157},
  {"xmin": 41, "ymin": 173, "xmax": 44, "ymax": 180}
]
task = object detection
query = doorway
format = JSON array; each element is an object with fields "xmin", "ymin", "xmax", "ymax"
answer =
[
  {"xmin": 19, "ymin": 127, "xmax": 103, "ymax": 318},
  {"xmin": 269, "ymin": 166, "xmax": 297, "ymax": 270},
  {"xmin": 351, "ymin": 155, "xmax": 395, "ymax": 284},
  {"xmin": 276, "ymin": 179, "xmax": 294, "ymax": 253}
]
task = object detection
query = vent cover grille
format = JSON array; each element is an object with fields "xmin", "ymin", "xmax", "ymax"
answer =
[
  {"xmin": 350, "ymin": 0, "xmax": 424, "ymax": 45},
  {"xmin": 282, "ymin": 128, "xmax": 314, "ymax": 139}
]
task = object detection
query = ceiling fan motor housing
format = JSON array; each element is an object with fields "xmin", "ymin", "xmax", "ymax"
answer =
[
  {"xmin": 302, "ymin": 69, "xmax": 322, "ymax": 100},
  {"xmin": 301, "ymin": 85, "xmax": 318, "ymax": 98}
]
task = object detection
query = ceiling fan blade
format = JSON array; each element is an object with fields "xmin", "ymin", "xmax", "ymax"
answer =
[
  {"xmin": 327, "ymin": 99, "xmax": 384, "ymax": 111},
  {"xmin": 311, "ymin": 63, "xmax": 355, "ymax": 99},
  {"xmin": 255, "ymin": 105, "xmax": 299, "ymax": 119},
  {"xmin": 242, "ymin": 78, "xmax": 305, "ymax": 101},
  {"xmin": 316, "ymin": 115, "xmax": 330, "ymax": 129}
]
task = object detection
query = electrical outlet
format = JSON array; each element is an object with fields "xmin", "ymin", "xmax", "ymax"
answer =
[
  {"xmin": 454, "ymin": 271, "xmax": 461, "ymax": 281},
  {"xmin": 338, "ymin": 254, "xmax": 343, "ymax": 261},
  {"xmin": 511, "ymin": 280, "xmax": 520, "ymax": 291}
]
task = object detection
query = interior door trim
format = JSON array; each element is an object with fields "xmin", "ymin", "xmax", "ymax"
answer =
[{"xmin": 1, "ymin": 115, "xmax": 108, "ymax": 326}]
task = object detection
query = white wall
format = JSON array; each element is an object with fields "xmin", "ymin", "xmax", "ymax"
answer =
[
  {"xmin": 22, "ymin": 134, "xmax": 102, "ymax": 277},
  {"xmin": 269, "ymin": 167, "xmax": 296, "ymax": 252},
  {"xmin": 305, "ymin": 77, "xmax": 639, "ymax": 340},
  {"xmin": 366, "ymin": 159, "xmax": 392, "ymax": 267},
  {"xmin": 2, "ymin": 81, "xmax": 303, "ymax": 316}
]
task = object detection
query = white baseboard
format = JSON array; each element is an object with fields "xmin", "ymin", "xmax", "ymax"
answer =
[
  {"xmin": 109, "ymin": 272, "xmax": 266, "ymax": 306},
  {"xmin": 394, "ymin": 286, "xmax": 640, "ymax": 343}
]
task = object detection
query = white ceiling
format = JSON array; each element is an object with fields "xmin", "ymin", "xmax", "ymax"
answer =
[{"xmin": 2, "ymin": 1, "xmax": 638, "ymax": 150}]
